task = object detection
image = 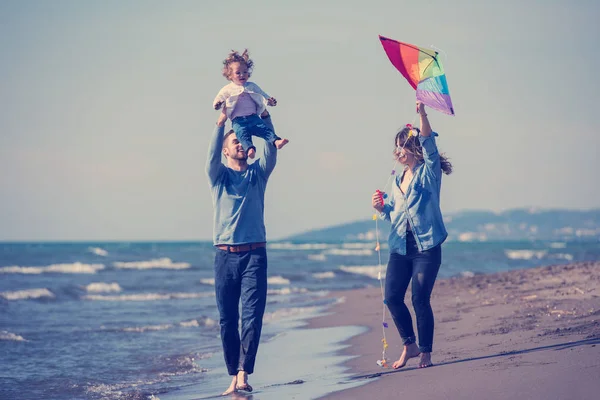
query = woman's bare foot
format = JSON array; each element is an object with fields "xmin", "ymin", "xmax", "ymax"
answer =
[
  {"xmin": 274, "ymin": 138, "xmax": 289, "ymax": 149},
  {"xmin": 392, "ymin": 343, "xmax": 421, "ymax": 369},
  {"xmin": 247, "ymin": 148, "xmax": 256, "ymax": 159},
  {"xmin": 419, "ymin": 352, "xmax": 433, "ymax": 368},
  {"xmin": 235, "ymin": 370, "xmax": 253, "ymax": 392},
  {"xmin": 222, "ymin": 375, "xmax": 237, "ymax": 395}
]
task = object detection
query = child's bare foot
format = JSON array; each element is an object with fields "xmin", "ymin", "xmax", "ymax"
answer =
[
  {"xmin": 247, "ymin": 148, "xmax": 256, "ymax": 159},
  {"xmin": 418, "ymin": 352, "xmax": 433, "ymax": 368},
  {"xmin": 235, "ymin": 370, "xmax": 253, "ymax": 392},
  {"xmin": 274, "ymin": 138, "xmax": 289, "ymax": 149},
  {"xmin": 392, "ymin": 343, "xmax": 421, "ymax": 369},
  {"xmin": 222, "ymin": 375, "xmax": 237, "ymax": 395}
]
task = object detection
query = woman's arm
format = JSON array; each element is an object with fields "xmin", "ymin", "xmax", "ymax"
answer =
[
  {"xmin": 418, "ymin": 102, "xmax": 432, "ymax": 137},
  {"xmin": 416, "ymin": 103, "xmax": 441, "ymax": 180}
]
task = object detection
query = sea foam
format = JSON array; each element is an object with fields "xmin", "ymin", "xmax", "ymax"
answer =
[
  {"xmin": 113, "ymin": 258, "xmax": 190, "ymax": 270},
  {"xmin": 505, "ymin": 249, "xmax": 547, "ymax": 260},
  {"xmin": 0, "ymin": 262, "xmax": 104, "ymax": 274},
  {"xmin": 88, "ymin": 247, "xmax": 109, "ymax": 256},
  {"xmin": 339, "ymin": 265, "xmax": 383, "ymax": 279},
  {"xmin": 0, "ymin": 330, "xmax": 27, "ymax": 341},
  {"xmin": 84, "ymin": 292, "xmax": 213, "ymax": 301},
  {"xmin": 85, "ymin": 282, "xmax": 122, "ymax": 293},
  {"xmin": 1, "ymin": 288, "xmax": 55, "ymax": 301},
  {"xmin": 268, "ymin": 275, "xmax": 290, "ymax": 285},
  {"xmin": 312, "ymin": 271, "xmax": 336, "ymax": 279}
]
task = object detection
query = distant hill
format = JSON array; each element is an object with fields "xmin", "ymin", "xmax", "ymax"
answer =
[{"xmin": 285, "ymin": 209, "xmax": 600, "ymax": 242}]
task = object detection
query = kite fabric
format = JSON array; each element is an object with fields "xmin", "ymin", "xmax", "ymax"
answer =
[{"xmin": 379, "ymin": 35, "xmax": 455, "ymax": 116}]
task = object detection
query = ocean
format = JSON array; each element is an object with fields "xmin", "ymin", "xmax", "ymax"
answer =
[{"xmin": 1, "ymin": 239, "xmax": 598, "ymax": 399}]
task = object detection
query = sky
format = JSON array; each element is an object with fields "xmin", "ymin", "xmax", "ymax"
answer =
[{"xmin": 1, "ymin": 0, "xmax": 599, "ymax": 241}]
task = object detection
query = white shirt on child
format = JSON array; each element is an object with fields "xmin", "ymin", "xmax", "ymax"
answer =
[
  {"xmin": 230, "ymin": 93, "xmax": 258, "ymax": 120},
  {"xmin": 213, "ymin": 82, "xmax": 271, "ymax": 120}
]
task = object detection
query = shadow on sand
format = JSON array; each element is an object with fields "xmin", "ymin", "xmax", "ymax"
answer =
[{"xmin": 346, "ymin": 337, "xmax": 600, "ymax": 381}]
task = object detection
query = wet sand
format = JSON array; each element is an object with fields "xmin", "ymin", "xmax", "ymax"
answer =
[{"xmin": 311, "ymin": 261, "xmax": 600, "ymax": 399}]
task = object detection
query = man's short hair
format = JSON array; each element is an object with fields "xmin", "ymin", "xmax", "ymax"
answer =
[{"xmin": 223, "ymin": 129, "xmax": 235, "ymax": 149}]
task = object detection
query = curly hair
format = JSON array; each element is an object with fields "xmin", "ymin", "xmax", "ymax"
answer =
[
  {"xmin": 221, "ymin": 49, "xmax": 254, "ymax": 80},
  {"xmin": 394, "ymin": 126, "xmax": 453, "ymax": 175}
]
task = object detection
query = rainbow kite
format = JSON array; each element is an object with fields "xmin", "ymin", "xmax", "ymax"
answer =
[{"xmin": 379, "ymin": 35, "xmax": 455, "ymax": 116}]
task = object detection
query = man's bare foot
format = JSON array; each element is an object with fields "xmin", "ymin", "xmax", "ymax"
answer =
[
  {"xmin": 392, "ymin": 343, "xmax": 421, "ymax": 369},
  {"xmin": 222, "ymin": 375, "xmax": 237, "ymax": 395},
  {"xmin": 418, "ymin": 352, "xmax": 433, "ymax": 368},
  {"xmin": 235, "ymin": 370, "xmax": 253, "ymax": 392},
  {"xmin": 274, "ymin": 138, "xmax": 289, "ymax": 149},
  {"xmin": 247, "ymin": 148, "xmax": 256, "ymax": 159}
]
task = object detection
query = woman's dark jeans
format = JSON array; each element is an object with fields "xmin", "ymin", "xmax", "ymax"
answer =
[
  {"xmin": 214, "ymin": 247, "xmax": 268, "ymax": 375},
  {"xmin": 385, "ymin": 233, "xmax": 441, "ymax": 353}
]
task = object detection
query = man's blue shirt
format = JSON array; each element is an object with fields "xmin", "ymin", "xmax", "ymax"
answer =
[{"xmin": 206, "ymin": 119, "xmax": 277, "ymax": 245}]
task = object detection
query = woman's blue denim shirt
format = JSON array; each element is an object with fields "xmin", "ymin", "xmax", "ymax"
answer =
[{"xmin": 379, "ymin": 132, "xmax": 448, "ymax": 255}]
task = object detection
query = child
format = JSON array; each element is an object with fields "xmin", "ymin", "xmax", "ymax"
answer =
[{"xmin": 213, "ymin": 49, "xmax": 289, "ymax": 159}]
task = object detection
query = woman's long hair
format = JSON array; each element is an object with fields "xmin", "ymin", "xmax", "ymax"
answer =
[{"xmin": 395, "ymin": 126, "xmax": 453, "ymax": 175}]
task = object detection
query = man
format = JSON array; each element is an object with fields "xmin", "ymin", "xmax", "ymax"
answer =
[{"xmin": 206, "ymin": 107, "xmax": 277, "ymax": 395}]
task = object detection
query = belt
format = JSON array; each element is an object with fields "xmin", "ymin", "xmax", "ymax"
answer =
[
  {"xmin": 216, "ymin": 242, "xmax": 266, "ymax": 253},
  {"xmin": 232, "ymin": 114, "xmax": 257, "ymax": 122}
]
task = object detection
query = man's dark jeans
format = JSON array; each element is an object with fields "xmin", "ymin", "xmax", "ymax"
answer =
[
  {"xmin": 384, "ymin": 233, "xmax": 441, "ymax": 353},
  {"xmin": 214, "ymin": 247, "xmax": 268, "ymax": 375}
]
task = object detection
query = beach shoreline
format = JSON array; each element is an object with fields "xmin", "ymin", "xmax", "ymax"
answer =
[{"xmin": 309, "ymin": 261, "xmax": 600, "ymax": 399}]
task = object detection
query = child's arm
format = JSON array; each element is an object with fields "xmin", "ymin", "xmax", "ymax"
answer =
[
  {"xmin": 213, "ymin": 86, "xmax": 230, "ymax": 110},
  {"xmin": 249, "ymin": 82, "xmax": 277, "ymax": 106}
]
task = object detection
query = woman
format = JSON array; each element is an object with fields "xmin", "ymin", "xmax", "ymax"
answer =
[{"xmin": 372, "ymin": 102, "xmax": 453, "ymax": 369}]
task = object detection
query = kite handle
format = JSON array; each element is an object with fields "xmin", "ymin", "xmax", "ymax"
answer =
[{"xmin": 375, "ymin": 190, "xmax": 386, "ymax": 207}]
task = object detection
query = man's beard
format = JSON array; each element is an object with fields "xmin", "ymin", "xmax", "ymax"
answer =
[{"xmin": 231, "ymin": 152, "xmax": 247, "ymax": 161}]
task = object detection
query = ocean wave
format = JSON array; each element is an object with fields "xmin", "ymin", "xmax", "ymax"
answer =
[
  {"xmin": 84, "ymin": 292, "xmax": 213, "ymax": 301},
  {"xmin": 312, "ymin": 271, "xmax": 336, "ymax": 279},
  {"xmin": 85, "ymin": 282, "xmax": 122, "ymax": 293},
  {"xmin": 85, "ymin": 380, "xmax": 165, "ymax": 399},
  {"xmin": 268, "ymin": 275, "xmax": 290, "ymax": 285},
  {"xmin": 342, "ymin": 242, "xmax": 379, "ymax": 249},
  {"xmin": 181, "ymin": 317, "xmax": 217, "ymax": 328},
  {"xmin": 101, "ymin": 317, "xmax": 217, "ymax": 334},
  {"xmin": 325, "ymin": 248, "xmax": 373, "ymax": 256},
  {"xmin": 307, "ymin": 253, "xmax": 327, "ymax": 261},
  {"xmin": 549, "ymin": 253, "xmax": 574, "ymax": 261},
  {"xmin": 505, "ymin": 249, "xmax": 547, "ymax": 260},
  {"xmin": 267, "ymin": 287, "xmax": 309, "ymax": 295},
  {"xmin": 0, "ymin": 262, "xmax": 104, "ymax": 274},
  {"xmin": 88, "ymin": 247, "xmax": 108, "ymax": 256},
  {"xmin": 122, "ymin": 324, "xmax": 173, "ymax": 333},
  {"xmin": 339, "ymin": 265, "xmax": 383, "ymax": 279},
  {"xmin": 0, "ymin": 288, "xmax": 55, "ymax": 301},
  {"xmin": 202, "ymin": 276, "xmax": 292, "ymax": 286},
  {"xmin": 0, "ymin": 330, "xmax": 27, "ymax": 341},
  {"xmin": 550, "ymin": 242, "xmax": 567, "ymax": 249},
  {"xmin": 156, "ymin": 353, "xmax": 209, "ymax": 377},
  {"xmin": 180, "ymin": 319, "xmax": 200, "ymax": 328},
  {"xmin": 269, "ymin": 242, "xmax": 332, "ymax": 251},
  {"xmin": 263, "ymin": 305, "xmax": 322, "ymax": 323},
  {"xmin": 113, "ymin": 257, "xmax": 190, "ymax": 270}
]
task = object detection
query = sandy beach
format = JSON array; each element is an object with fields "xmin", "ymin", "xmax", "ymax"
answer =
[{"xmin": 311, "ymin": 261, "xmax": 600, "ymax": 400}]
